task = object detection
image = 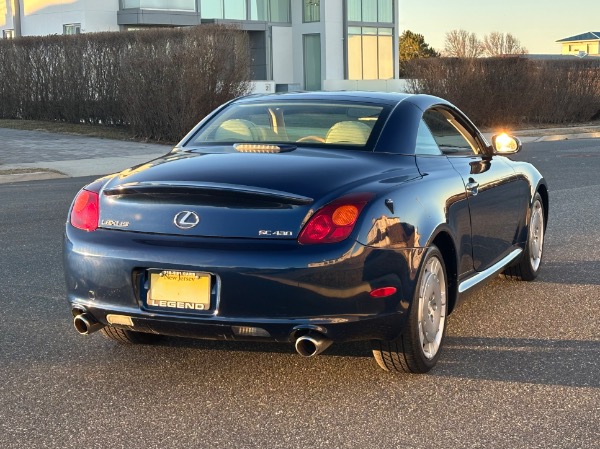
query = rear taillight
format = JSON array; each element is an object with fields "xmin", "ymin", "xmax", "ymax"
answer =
[
  {"xmin": 298, "ymin": 195, "xmax": 369, "ymax": 245},
  {"xmin": 70, "ymin": 189, "xmax": 100, "ymax": 232}
]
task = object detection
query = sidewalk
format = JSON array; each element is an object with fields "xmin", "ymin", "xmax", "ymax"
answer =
[
  {"xmin": 1, "ymin": 124, "xmax": 599, "ymax": 184},
  {"xmin": 0, "ymin": 128, "xmax": 171, "ymax": 184},
  {"xmin": 489, "ymin": 125, "xmax": 600, "ymax": 143}
]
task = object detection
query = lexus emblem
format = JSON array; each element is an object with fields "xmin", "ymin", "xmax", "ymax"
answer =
[{"xmin": 174, "ymin": 211, "xmax": 200, "ymax": 229}]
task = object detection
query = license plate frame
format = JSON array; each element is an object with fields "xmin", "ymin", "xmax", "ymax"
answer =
[{"xmin": 146, "ymin": 269, "xmax": 211, "ymax": 312}]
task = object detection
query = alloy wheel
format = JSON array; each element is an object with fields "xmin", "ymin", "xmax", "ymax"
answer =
[{"xmin": 417, "ymin": 256, "xmax": 447, "ymax": 359}]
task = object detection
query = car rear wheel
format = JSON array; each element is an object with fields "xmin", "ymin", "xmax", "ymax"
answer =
[
  {"xmin": 100, "ymin": 326, "xmax": 162, "ymax": 344},
  {"xmin": 502, "ymin": 193, "xmax": 545, "ymax": 281},
  {"xmin": 372, "ymin": 245, "xmax": 448, "ymax": 374}
]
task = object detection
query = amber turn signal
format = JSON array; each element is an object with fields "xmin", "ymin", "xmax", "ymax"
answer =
[{"xmin": 332, "ymin": 205, "xmax": 359, "ymax": 226}]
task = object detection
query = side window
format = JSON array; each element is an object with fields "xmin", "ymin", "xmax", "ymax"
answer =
[
  {"xmin": 422, "ymin": 109, "xmax": 477, "ymax": 156},
  {"xmin": 415, "ymin": 120, "xmax": 442, "ymax": 155}
]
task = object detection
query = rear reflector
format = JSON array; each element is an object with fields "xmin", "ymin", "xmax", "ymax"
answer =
[
  {"xmin": 369, "ymin": 287, "xmax": 397, "ymax": 298},
  {"xmin": 106, "ymin": 314, "xmax": 134, "ymax": 326},
  {"xmin": 70, "ymin": 189, "xmax": 100, "ymax": 232}
]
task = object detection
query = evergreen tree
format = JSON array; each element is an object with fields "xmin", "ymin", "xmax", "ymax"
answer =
[{"xmin": 399, "ymin": 30, "xmax": 439, "ymax": 76}]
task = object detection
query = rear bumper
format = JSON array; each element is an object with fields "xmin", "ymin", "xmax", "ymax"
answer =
[
  {"xmin": 64, "ymin": 227, "xmax": 421, "ymax": 343},
  {"xmin": 70, "ymin": 304, "xmax": 406, "ymax": 343}
]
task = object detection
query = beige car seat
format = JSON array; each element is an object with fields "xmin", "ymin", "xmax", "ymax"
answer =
[
  {"xmin": 214, "ymin": 119, "xmax": 260, "ymax": 141},
  {"xmin": 325, "ymin": 121, "xmax": 371, "ymax": 145}
]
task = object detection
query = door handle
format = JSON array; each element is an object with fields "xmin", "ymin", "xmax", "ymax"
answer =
[{"xmin": 465, "ymin": 179, "xmax": 479, "ymax": 196}]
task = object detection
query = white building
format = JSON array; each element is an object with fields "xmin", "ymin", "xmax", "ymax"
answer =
[{"xmin": 1, "ymin": 0, "xmax": 400, "ymax": 91}]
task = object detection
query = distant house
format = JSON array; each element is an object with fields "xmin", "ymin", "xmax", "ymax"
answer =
[{"xmin": 556, "ymin": 32, "xmax": 600, "ymax": 57}]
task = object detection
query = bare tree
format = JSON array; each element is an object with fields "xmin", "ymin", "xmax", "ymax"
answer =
[
  {"xmin": 483, "ymin": 32, "xmax": 528, "ymax": 56},
  {"xmin": 443, "ymin": 29, "xmax": 483, "ymax": 58},
  {"xmin": 505, "ymin": 33, "xmax": 528, "ymax": 55}
]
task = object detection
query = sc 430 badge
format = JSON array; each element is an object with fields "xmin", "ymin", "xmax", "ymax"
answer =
[
  {"xmin": 259, "ymin": 230, "xmax": 293, "ymax": 237},
  {"xmin": 101, "ymin": 219, "xmax": 130, "ymax": 228}
]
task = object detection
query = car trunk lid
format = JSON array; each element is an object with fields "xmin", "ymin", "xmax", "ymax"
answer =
[{"xmin": 97, "ymin": 148, "xmax": 417, "ymax": 239}]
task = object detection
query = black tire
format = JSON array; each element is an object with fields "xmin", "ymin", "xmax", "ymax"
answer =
[
  {"xmin": 372, "ymin": 245, "xmax": 448, "ymax": 374},
  {"xmin": 100, "ymin": 326, "xmax": 162, "ymax": 344},
  {"xmin": 502, "ymin": 192, "xmax": 545, "ymax": 281}
]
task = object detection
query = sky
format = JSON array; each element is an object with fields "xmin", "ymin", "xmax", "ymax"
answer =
[{"xmin": 399, "ymin": 0, "xmax": 600, "ymax": 54}]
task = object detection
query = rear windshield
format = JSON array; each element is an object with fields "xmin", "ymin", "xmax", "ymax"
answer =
[{"xmin": 186, "ymin": 101, "xmax": 387, "ymax": 150}]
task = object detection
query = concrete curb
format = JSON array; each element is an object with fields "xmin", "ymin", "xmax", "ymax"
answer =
[
  {"xmin": 528, "ymin": 132, "xmax": 600, "ymax": 142},
  {"xmin": 1, "ymin": 153, "xmax": 169, "ymax": 177},
  {"xmin": 482, "ymin": 131, "xmax": 600, "ymax": 143},
  {"xmin": 0, "ymin": 152, "xmax": 168, "ymax": 184},
  {"xmin": 0, "ymin": 171, "xmax": 68, "ymax": 184}
]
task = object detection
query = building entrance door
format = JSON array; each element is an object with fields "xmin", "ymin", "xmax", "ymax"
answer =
[{"xmin": 303, "ymin": 34, "xmax": 321, "ymax": 91}]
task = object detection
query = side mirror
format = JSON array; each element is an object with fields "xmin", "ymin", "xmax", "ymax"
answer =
[{"xmin": 491, "ymin": 133, "xmax": 522, "ymax": 155}]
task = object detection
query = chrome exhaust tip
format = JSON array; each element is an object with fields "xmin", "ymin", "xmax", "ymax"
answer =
[
  {"xmin": 73, "ymin": 313, "xmax": 104, "ymax": 335},
  {"xmin": 295, "ymin": 333, "xmax": 332, "ymax": 357}
]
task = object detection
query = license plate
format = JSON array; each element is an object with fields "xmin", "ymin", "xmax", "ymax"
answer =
[{"xmin": 147, "ymin": 270, "xmax": 211, "ymax": 311}]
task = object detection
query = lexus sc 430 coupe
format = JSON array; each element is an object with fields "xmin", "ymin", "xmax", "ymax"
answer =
[{"xmin": 64, "ymin": 92, "xmax": 547, "ymax": 374}]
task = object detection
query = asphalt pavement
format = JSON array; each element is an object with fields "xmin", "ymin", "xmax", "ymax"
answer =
[{"xmin": 0, "ymin": 131, "xmax": 599, "ymax": 449}]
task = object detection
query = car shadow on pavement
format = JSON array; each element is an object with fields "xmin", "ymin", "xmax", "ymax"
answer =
[
  {"xmin": 149, "ymin": 335, "xmax": 599, "ymax": 387},
  {"xmin": 433, "ymin": 336, "xmax": 599, "ymax": 388},
  {"xmin": 153, "ymin": 335, "xmax": 373, "ymax": 358},
  {"xmin": 537, "ymin": 260, "xmax": 600, "ymax": 285}
]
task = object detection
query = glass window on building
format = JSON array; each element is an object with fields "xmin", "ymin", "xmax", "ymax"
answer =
[
  {"xmin": 201, "ymin": 0, "xmax": 224, "ymax": 18},
  {"xmin": 121, "ymin": 0, "xmax": 139, "ymax": 8},
  {"xmin": 270, "ymin": 0, "xmax": 290, "ymax": 22},
  {"xmin": 218, "ymin": 0, "xmax": 289, "ymax": 22},
  {"xmin": 224, "ymin": 0, "xmax": 246, "ymax": 20},
  {"xmin": 303, "ymin": 0, "xmax": 320, "ymax": 23},
  {"xmin": 250, "ymin": 0, "xmax": 269, "ymax": 20},
  {"xmin": 377, "ymin": 28, "xmax": 393, "ymax": 79},
  {"xmin": 347, "ymin": 27, "xmax": 362, "ymax": 80},
  {"xmin": 347, "ymin": 0, "xmax": 361, "ymax": 21},
  {"xmin": 361, "ymin": 27, "xmax": 378, "ymax": 79},
  {"xmin": 63, "ymin": 23, "xmax": 81, "ymax": 35},
  {"xmin": 347, "ymin": 0, "xmax": 393, "ymax": 23},
  {"xmin": 361, "ymin": 1, "xmax": 377, "ymax": 22},
  {"xmin": 348, "ymin": 27, "xmax": 394, "ymax": 80},
  {"xmin": 377, "ymin": 0, "xmax": 393, "ymax": 22},
  {"xmin": 122, "ymin": 0, "xmax": 196, "ymax": 10},
  {"xmin": 249, "ymin": 0, "xmax": 290, "ymax": 22},
  {"xmin": 3, "ymin": 29, "xmax": 15, "ymax": 39}
]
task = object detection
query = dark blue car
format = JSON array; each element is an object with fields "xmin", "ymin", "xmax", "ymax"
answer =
[{"xmin": 64, "ymin": 92, "xmax": 547, "ymax": 374}]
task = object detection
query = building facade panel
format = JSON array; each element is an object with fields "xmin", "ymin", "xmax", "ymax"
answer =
[
  {"xmin": 1, "ymin": 0, "xmax": 399, "ymax": 90},
  {"xmin": 2, "ymin": 0, "xmax": 119, "ymax": 36},
  {"xmin": 321, "ymin": 0, "xmax": 344, "ymax": 82},
  {"xmin": 121, "ymin": 0, "xmax": 196, "ymax": 10},
  {"xmin": 1, "ymin": 1, "xmax": 14, "ymax": 29},
  {"xmin": 271, "ymin": 25, "xmax": 293, "ymax": 83}
]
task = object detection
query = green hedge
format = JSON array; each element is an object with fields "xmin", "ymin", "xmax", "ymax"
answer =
[
  {"xmin": 405, "ymin": 57, "xmax": 600, "ymax": 126},
  {"xmin": 0, "ymin": 25, "xmax": 251, "ymax": 141}
]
